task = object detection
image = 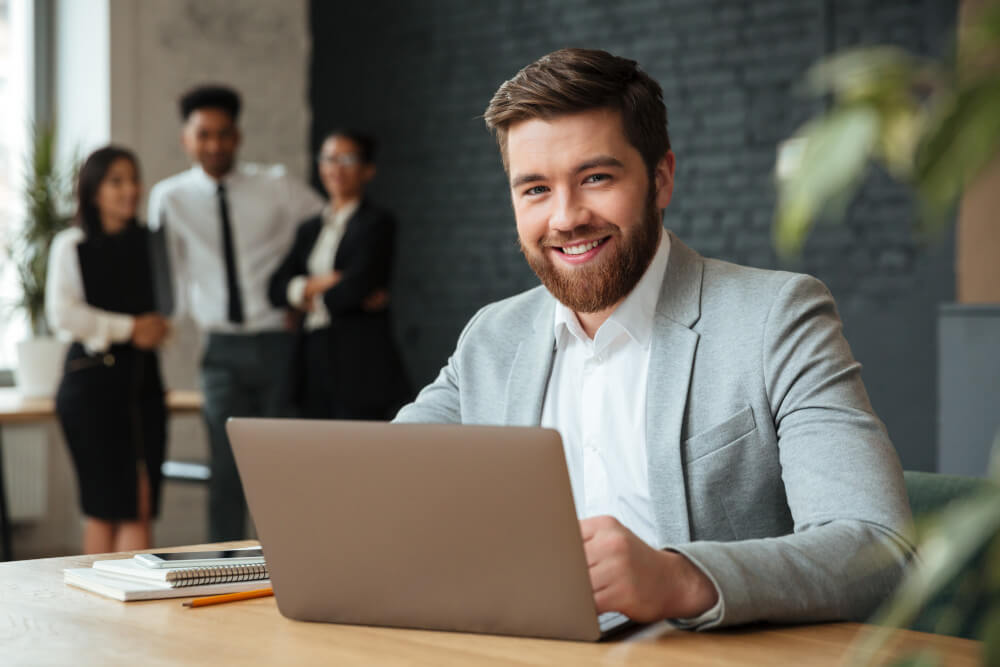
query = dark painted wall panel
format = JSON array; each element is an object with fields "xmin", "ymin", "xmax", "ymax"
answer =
[{"xmin": 309, "ymin": 0, "xmax": 957, "ymax": 471}]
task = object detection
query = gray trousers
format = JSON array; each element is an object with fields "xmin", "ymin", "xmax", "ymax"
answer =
[{"xmin": 200, "ymin": 331, "xmax": 294, "ymax": 542}]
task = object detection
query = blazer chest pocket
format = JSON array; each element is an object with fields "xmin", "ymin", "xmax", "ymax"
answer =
[{"xmin": 684, "ymin": 405, "xmax": 757, "ymax": 464}]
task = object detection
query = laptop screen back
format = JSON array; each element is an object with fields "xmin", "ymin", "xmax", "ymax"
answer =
[{"xmin": 228, "ymin": 418, "xmax": 603, "ymax": 641}]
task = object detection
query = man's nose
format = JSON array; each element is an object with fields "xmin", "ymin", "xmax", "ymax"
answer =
[{"xmin": 549, "ymin": 189, "xmax": 589, "ymax": 232}]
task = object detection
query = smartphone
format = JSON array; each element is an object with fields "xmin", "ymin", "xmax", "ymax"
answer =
[{"xmin": 134, "ymin": 547, "xmax": 264, "ymax": 568}]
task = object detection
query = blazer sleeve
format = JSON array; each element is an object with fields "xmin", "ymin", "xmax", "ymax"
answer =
[
  {"xmin": 667, "ymin": 274, "xmax": 916, "ymax": 628},
  {"xmin": 268, "ymin": 220, "xmax": 316, "ymax": 309},
  {"xmin": 321, "ymin": 208, "xmax": 397, "ymax": 315},
  {"xmin": 392, "ymin": 304, "xmax": 496, "ymax": 424}
]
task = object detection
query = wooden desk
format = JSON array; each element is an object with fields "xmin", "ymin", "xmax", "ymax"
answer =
[
  {"xmin": 0, "ymin": 388, "xmax": 203, "ymax": 561},
  {"xmin": 0, "ymin": 543, "xmax": 983, "ymax": 666},
  {"xmin": 0, "ymin": 388, "xmax": 203, "ymax": 423}
]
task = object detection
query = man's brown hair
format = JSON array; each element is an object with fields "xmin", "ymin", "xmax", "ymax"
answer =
[{"xmin": 484, "ymin": 48, "xmax": 671, "ymax": 175}]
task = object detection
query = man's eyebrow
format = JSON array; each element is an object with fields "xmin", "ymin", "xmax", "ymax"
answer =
[
  {"xmin": 511, "ymin": 172, "xmax": 545, "ymax": 189},
  {"xmin": 510, "ymin": 155, "xmax": 625, "ymax": 190},
  {"xmin": 575, "ymin": 155, "xmax": 624, "ymax": 172}
]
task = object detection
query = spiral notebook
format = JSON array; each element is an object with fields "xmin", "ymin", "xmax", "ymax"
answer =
[
  {"xmin": 91, "ymin": 558, "xmax": 269, "ymax": 586},
  {"xmin": 64, "ymin": 568, "xmax": 271, "ymax": 602},
  {"xmin": 64, "ymin": 558, "xmax": 271, "ymax": 601}
]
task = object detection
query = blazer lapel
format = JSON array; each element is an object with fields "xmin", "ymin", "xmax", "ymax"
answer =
[
  {"xmin": 503, "ymin": 296, "xmax": 557, "ymax": 426},
  {"xmin": 332, "ymin": 201, "xmax": 369, "ymax": 269},
  {"xmin": 301, "ymin": 217, "xmax": 323, "ymax": 253},
  {"xmin": 646, "ymin": 232, "xmax": 704, "ymax": 546}
]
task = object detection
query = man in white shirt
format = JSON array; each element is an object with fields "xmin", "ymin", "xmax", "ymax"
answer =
[
  {"xmin": 395, "ymin": 49, "xmax": 914, "ymax": 628},
  {"xmin": 148, "ymin": 85, "xmax": 324, "ymax": 541}
]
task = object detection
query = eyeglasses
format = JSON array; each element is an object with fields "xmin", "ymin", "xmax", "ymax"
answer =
[{"xmin": 317, "ymin": 153, "xmax": 363, "ymax": 167}]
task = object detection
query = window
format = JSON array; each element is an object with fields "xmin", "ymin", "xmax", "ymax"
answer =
[{"xmin": 0, "ymin": 0, "xmax": 33, "ymax": 375}]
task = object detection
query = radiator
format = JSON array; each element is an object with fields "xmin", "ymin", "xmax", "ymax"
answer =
[{"xmin": 1, "ymin": 425, "xmax": 48, "ymax": 521}]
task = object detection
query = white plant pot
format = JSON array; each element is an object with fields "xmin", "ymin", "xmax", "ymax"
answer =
[{"xmin": 15, "ymin": 337, "xmax": 69, "ymax": 398}]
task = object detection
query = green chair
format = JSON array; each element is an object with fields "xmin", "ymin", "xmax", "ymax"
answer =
[
  {"xmin": 901, "ymin": 470, "xmax": 997, "ymax": 640},
  {"xmin": 903, "ymin": 470, "xmax": 992, "ymax": 518}
]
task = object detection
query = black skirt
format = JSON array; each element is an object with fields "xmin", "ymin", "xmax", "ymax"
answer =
[{"xmin": 55, "ymin": 342, "xmax": 167, "ymax": 520}]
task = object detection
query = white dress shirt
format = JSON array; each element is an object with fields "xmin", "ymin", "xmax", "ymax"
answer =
[
  {"xmin": 147, "ymin": 163, "xmax": 325, "ymax": 334},
  {"xmin": 285, "ymin": 200, "xmax": 359, "ymax": 331},
  {"xmin": 541, "ymin": 231, "xmax": 669, "ymax": 548},
  {"xmin": 45, "ymin": 227, "xmax": 135, "ymax": 353},
  {"xmin": 540, "ymin": 230, "xmax": 722, "ymax": 626}
]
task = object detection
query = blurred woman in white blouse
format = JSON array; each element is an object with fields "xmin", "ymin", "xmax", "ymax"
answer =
[{"xmin": 45, "ymin": 146, "xmax": 169, "ymax": 553}]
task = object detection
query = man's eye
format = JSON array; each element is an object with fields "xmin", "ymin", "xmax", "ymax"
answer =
[
  {"xmin": 584, "ymin": 173, "xmax": 611, "ymax": 184},
  {"xmin": 524, "ymin": 185, "xmax": 549, "ymax": 196}
]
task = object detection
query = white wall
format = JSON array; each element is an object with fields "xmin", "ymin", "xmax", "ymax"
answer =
[
  {"xmin": 15, "ymin": 0, "xmax": 311, "ymax": 557},
  {"xmin": 54, "ymin": 0, "xmax": 110, "ymax": 167},
  {"xmin": 109, "ymin": 0, "xmax": 313, "ymax": 201}
]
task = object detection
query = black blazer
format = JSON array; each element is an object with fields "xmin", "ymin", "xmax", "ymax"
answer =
[{"xmin": 268, "ymin": 199, "xmax": 410, "ymax": 416}]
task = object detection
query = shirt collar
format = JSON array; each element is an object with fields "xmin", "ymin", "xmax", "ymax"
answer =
[
  {"xmin": 552, "ymin": 229, "xmax": 671, "ymax": 351},
  {"xmin": 191, "ymin": 163, "xmax": 242, "ymax": 192},
  {"xmin": 321, "ymin": 199, "xmax": 361, "ymax": 228}
]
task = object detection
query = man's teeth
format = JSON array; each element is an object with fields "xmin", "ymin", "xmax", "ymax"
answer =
[{"xmin": 562, "ymin": 239, "xmax": 602, "ymax": 255}]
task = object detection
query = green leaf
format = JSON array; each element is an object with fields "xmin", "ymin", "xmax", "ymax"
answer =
[
  {"xmin": 807, "ymin": 46, "xmax": 917, "ymax": 103},
  {"xmin": 877, "ymin": 102, "xmax": 924, "ymax": 179},
  {"xmin": 879, "ymin": 489, "xmax": 1000, "ymax": 628},
  {"xmin": 774, "ymin": 106, "xmax": 880, "ymax": 257},
  {"xmin": 884, "ymin": 650, "xmax": 942, "ymax": 667},
  {"xmin": 851, "ymin": 487, "xmax": 1000, "ymax": 664},
  {"xmin": 980, "ymin": 609, "xmax": 1000, "ymax": 667},
  {"xmin": 989, "ymin": 431, "xmax": 1000, "ymax": 484},
  {"xmin": 11, "ymin": 120, "xmax": 73, "ymax": 335},
  {"xmin": 957, "ymin": 1, "xmax": 1000, "ymax": 74},
  {"xmin": 915, "ymin": 76, "xmax": 1000, "ymax": 217},
  {"xmin": 986, "ymin": 531, "xmax": 1000, "ymax": 593}
]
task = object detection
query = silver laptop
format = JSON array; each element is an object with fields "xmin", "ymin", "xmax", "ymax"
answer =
[{"xmin": 227, "ymin": 418, "xmax": 631, "ymax": 641}]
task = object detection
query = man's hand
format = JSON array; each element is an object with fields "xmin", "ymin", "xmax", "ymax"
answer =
[
  {"xmin": 131, "ymin": 313, "xmax": 169, "ymax": 349},
  {"xmin": 580, "ymin": 516, "xmax": 719, "ymax": 623},
  {"xmin": 302, "ymin": 271, "xmax": 342, "ymax": 309}
]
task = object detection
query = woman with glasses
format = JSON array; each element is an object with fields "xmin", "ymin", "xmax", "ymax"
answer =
[{"xmin": 268, "ymin": 130, "xmax": 410, "ymax": 420}]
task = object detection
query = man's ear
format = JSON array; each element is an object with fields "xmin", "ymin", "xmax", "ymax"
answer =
[{"xmin": 654, "ymin": 151, "xmax": 676, "ymax": 209}]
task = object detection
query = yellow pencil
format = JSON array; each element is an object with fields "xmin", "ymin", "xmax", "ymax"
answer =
[{"xmin": 182, "ymin": 587, "xmax": 274, "ymax": 608}]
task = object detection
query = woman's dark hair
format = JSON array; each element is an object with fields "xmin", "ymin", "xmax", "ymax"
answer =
[
  {"xmin": 321, "ymin": 129, "xmax": 377, "ymax": 164},
  {"xmin": 75, "ymin": 145, "xmax": 141, "ymax": 238}
]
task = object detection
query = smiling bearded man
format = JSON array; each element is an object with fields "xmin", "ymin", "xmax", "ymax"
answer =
[
  {"xmin": 394, "ymin": 48, "xmax": 915, "ymax": 630},
  {"xmin": 520, "ymin": 182, "xmax": 662, "ymax": 315}
]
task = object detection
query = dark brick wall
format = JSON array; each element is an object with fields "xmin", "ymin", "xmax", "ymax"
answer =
[{"xmin": 309, "ymin": 0, "xmax": 957, "ymax": 471}]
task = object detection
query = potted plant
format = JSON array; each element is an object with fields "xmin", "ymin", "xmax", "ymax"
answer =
[
  {"xmin": 773, "ymin": 1, "xmax": 1000, "ymax": 661},
  {"xmin": 8, "ymin": 121, "xmax": 72, "ymax": 397}
]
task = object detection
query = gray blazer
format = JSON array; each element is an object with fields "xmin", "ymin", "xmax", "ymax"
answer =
[{"xmin": 396, "ymin": 232, "xmax": 914, "ymax": 628}]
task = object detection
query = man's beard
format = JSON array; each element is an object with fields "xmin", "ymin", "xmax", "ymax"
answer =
[{"xmin": 519, "ymin": 191, "xmax": 662, "ymax": 314}]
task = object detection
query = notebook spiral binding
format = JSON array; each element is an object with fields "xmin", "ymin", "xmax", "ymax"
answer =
[{"xmin": 164, "ymin": 563, "xmax": 270, "ymax": 587}]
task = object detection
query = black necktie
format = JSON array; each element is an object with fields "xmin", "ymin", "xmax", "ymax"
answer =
[{"xmin": 217, "ymin": 184, "xmax": 244, "ymax": 324}]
